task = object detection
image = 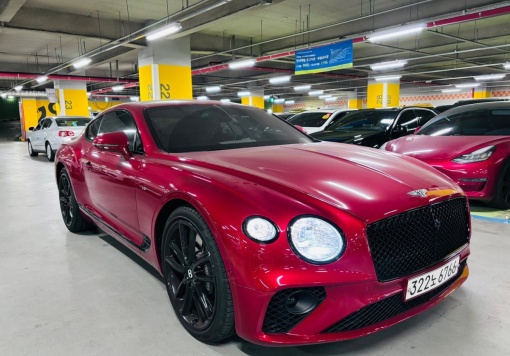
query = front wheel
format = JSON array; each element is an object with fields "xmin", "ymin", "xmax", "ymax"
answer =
[
  {"xmin": 46, "ymin": 142, "xmax": 55, "ymax": 161},
  {"xmin": 28, "ymin": 141, "xmax": 38, "ymax": 157},
  {"xmin": 490, "ymin": 160, "xmax": 510, "ymax": 209},
  {"xmin": 58, "ymin": 169, "xmax": 92, "ymax": 232},
  {"xmin": 161, "ymin": 206, "xmax": 235, "ymax": 343}
]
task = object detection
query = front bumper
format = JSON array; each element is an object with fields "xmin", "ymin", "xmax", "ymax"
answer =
[{"xmin": 232, "ymin": 251, "xmax": 469, "ymax": 346}]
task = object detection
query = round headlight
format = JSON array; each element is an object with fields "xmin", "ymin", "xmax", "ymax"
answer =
[
  {"xmin": 243, "ymin": 217, "xmax": 278, "ymax": 243},
  {"xmin": 288, "ymin": 216, "xmax": 345, "ymax": 264}
]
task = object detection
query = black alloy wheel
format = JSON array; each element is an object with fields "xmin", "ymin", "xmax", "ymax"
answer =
[
  {"xmin": 162, "ymin": 206, "xmax": 234, "ymax": 343},
  {"xmin": 58, "ymin": 170, "xmax": 91, "ymax": 232},
  {"xmin": 491, "ymin": 159, "xmax": 510, "ymax": 209}
]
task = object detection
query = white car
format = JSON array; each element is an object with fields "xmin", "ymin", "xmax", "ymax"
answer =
[
  {"xmin": 287, "ymin": 109, "xmax": 355, "ymax": 134},
  {"xmin": 27, "ymin": 116, "xmax": 91, "ymax": 161}
]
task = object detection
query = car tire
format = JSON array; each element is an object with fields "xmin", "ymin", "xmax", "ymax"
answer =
[
  {"xmin": 490, "ymin": 159, "xmax": 510, "ymax": 209},
  {"xmin": 28, "ymin": 141, "xmax": 38, "ymax": 157},
  {"xmin": 161, "ymin": 206, "xmax": 235, "ymax": 343},
  {"xmin": 58, "ymin": 169, "xmax": 92, "ymax": 232},
  {"xmin": 46, "ymin": 142, "xmax": 55, "ymax": 161}
]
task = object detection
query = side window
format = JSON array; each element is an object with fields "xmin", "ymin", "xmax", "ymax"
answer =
[
  {"xmin": 86, "ymin": 117, "xmax": 103, "ymax": 141},
  {"xmin": 34, "ymin": 123, "xmax": 42, "ymax": 131},
  {"xmin": 416, "ymin": 110, "xmax": 437, "ymax": 126},
  {"xmin": 42, "ymin": 118, "xmax": 52, "ymax": 129},
  {"xmin": 396, "ymin": 110, "xmax": 420, "ymax": 132},
  {"xmin": 97, "ymin": 110, "xmax": 142, "ymax": 153}
]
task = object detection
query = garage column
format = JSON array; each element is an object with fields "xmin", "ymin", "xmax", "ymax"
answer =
[
  {"xmin": 138, "ymin": 36, "xmax": 192, "ymax": 101},
  {"xmin": 347, "ymin": 91, "xmax": 362, "ymax": 109},
  {"xmin": 241, "ymin": 90, "xmax": 264, "ymax": 109},
  {"xmin": 53, "ymin": 80, "xmax": 89, "ymax": 116},
  {"xmin": 474, "ymin": 84, "xmax": 490, "ymax": 98},
  {"xmin": 367, "ymin": 78, "xmax": 400, "ymax": 108}
]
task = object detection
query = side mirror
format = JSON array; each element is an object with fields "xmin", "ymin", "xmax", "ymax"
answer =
[
  {"xmin": 414, "ymin": 126, "xmax": 422, "ymax": 134},
  {"xmin": 93, "ymin": 132, "xmax": 132, "ymax": 160},
  {"xmin": 28, "ymin": 127, "xmax": 34, "ymax": 131}
]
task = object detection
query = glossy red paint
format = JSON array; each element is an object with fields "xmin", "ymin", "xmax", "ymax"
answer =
[
  {"xmin": 384, "ymin": 135, "xmax": 510, "ymax": 201},
  {"xmin": 55, "ymin": 101, "xmax": 470, "ymax": 346}
]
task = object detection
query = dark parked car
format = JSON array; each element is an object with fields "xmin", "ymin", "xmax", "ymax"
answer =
[{"xmin": 311, "ymin": 107, "xmax": 438, "ymax": 148}]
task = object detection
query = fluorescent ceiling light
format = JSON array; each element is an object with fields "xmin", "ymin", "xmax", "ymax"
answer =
[
  {"xmin": 111, "ymin": 85, "xmax": 124, "ymax": 92},
  {"xmin": 130, "ymin": 96, "xmax": 140, "ymax": 101},
  {"xmin": 368, "ymin": 24, "xmax": 426, "ymax": 42},
  {"xmin": 474, "ymin": 74, "xmax": 506, "ymax": 81},
  {"xmin": 274, "ymin": 98, "xmax": 285, "ymax": 104},
  {"xmin": 197, "ymin": 96, "xmax": 208, "ymax": 100},
  {"xmin": 229, "ymin": 59, "xmax": 256, "ymax": 69},
  {"xmin": 72, "ymin": 57, "xmax": 92, "ymax": 69},
  {"xmin": 8, "ymin": 95, "xmax": 15, "ymax": 99},
  {"xmin": 14, "ymin": 85, "xmax": 23, "ymax": 91},
  {"xmin": 220, "ymin": 98, "xmax": 231, "ymax": 103},
  {"xmin": 263, "ymin": 95, "xmax": 271, "ymax": 100},
  {"xmin": 36, "ymin": 75, "xmax": 48, "ymax": 84},
  {"xmin": 325, "ymin": 96, "xmax": 338, "ymax": 101},
  {"xmin": 205, "ymin": 85, "xmax": 221, "ymax": 93},
  {"xmin": 146, "ymin": 22, "xmax": 182, "ymax": 41},
  {"xmin": 373, "ymin": 75, "xmax": 402, "ymax": 81},
  {"xmin": 294, "ymin": 84, "xmax": 311, "ymax": 91},
  {"xmin": 285, "ymin": 100, "xmax": 295, "ymax": 104},
  {"xmin": 269, "ymin": 75, "xmax": 291, "ymax": 84},
  {"xmin": 370, "ymin": 60, "xmax": 408, "ymax": 71},
  {"xmin": 309, "ymin": 90, "xmax": 324, "ymax": 96},
  {"xmin": 455, "ymin": 83, "xmax": 480, "ymax": 88},
  {"xmin": 0, "ymin": 93, "xmax": 7, "ymax": 98},
  {"xmin": 318, "ymin": 94, "xmax": 332, "ymax": 99},
  {"xmin": 503, "ymin": 62, "xmax": 510, "ymax": 70},
  {"xmin": 441, "ymin": 89, "xmax": 461, "ymax": 93},
  {"xmin": 237, "ymin": 91, "xmax": 251, "ymax": 97}
]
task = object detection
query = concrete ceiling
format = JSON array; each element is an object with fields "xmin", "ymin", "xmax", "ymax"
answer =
[{"xmin": 1, "ymin": 0, "xmax": 510, "ymax": 101}]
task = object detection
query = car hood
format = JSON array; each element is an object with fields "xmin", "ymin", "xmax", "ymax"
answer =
[
  {"xmin": 311, "ymin": 129, "xmax": 383, "ymax": 144},
  {"xmin": 181, "ymin": 142, "xmax": 462, "ymax": 223},
  {"xmin": 387, "ymin": 135, "xmax": 507, "ymax": 160}
]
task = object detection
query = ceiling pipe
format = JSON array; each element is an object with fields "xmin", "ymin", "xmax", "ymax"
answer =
[
  {"xmin": 0, "ymin": 72, "xmax": 137, "ymax": 83},
  {"xmin": 192, "ymin": 3, "xmax": 510, "ymax": 76}
]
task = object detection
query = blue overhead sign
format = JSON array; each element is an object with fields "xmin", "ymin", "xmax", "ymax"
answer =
[{"xmin": 295, "ymin": 40, "xmax": 353, "ymax": 75}]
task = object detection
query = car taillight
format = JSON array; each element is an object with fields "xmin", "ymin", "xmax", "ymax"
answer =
[{"xmin": 58, "ymin": 131, "xmax": 75, "ymax": 137}]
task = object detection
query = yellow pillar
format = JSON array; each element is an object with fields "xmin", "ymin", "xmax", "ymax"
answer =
[
  {"xmin": 138, "ymin": 36, "xmax": 192, "ymax": 101},
  {"xmin": 474, "ymin": 84, "xmax": 490, "ymax": 98},
  {"xmin": 54, "ymin": 80, "xmax": 88, "ymax": 116},
  {"xmin": 367, "ymin": 79, "xmax": 400, "ymax": 108},
  {"xmin": 347, "ymin": 91, "xmax": 363, "ymax": 109},
  {"xmin": 241, "ymin": 94, "xmax": 264, "ymax": 109}
]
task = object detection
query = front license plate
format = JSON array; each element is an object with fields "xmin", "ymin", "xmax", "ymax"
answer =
[{"xmin": 405, "ymin": 256, "xmax": 460, "ymax": 301}]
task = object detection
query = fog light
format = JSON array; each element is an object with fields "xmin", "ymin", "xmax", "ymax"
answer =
[{"xmin": 285, "ymin": 290, "xmax": 319, "ymax": 315}]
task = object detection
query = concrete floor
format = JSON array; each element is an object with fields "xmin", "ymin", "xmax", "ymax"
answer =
[{"xmin": 1, "ymin": 140, "xmax": 509, "ymax": 356}]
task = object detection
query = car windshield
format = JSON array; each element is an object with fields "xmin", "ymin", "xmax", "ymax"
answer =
[
  {"xmin": 55, "ymin": 118, "xmax": 91, "ymax": 127},
  {"xmin": 288, "ymin": 112, "xmax": 333, "ymax": 127},
  {"xmin": 145, "ymin": 104, "xmax": 314, "ymax": 153},
  {"xmin": 417, "ymin": 108, "xmax": 510, "ymax": 136},
  {"xmin": 327, "ymin": 110, "xmax": 397, "ymax": 131}
]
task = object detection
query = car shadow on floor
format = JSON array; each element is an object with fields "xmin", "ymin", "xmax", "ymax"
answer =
[{"xmin": 95, "ymin": 229, "xmax": 164, "ymax": 283}]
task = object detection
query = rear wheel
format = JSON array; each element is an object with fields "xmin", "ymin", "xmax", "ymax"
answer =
[
  {"xmin": 490, "ymin": 160, "xmax": 510, "ymax": 209},
  {"xmin": 28, "ymin": 141, "xmax": 38, "ymax": 157},
  {"xmin": 58, "ymin": 169, "xmax": 92, "ymax": 232},
  {"xmin": 46, "ymin": 142, "xmax": 55, "ymax": 161},
  {"xmin": 161, "ymin": 206, "xmax": 235, "ymax": 343}
]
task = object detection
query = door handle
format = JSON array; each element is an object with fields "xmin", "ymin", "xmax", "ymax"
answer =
[{"xmin": 85, "ymin": 161, "xmax": 92, "ymax": 170}]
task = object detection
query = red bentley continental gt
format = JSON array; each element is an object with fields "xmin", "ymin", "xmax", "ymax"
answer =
[
  {"xmin": 382, "ymin": 101, "xmax": 510, "ymax": 209},
  {"xmin": 55, "ymin": 101, "xmax": 470, "ymax": 346}
]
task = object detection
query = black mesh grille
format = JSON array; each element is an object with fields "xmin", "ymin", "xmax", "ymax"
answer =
[
  {"xmin": 262, "ymin": 287, "xmax": 326, "ymax": 334},
  {"xmin": 323, "ymin": 261, "xmax": 466, "ymax": 333},
  {"xmin": 366, "ymin": 197, "xmax": 469, "ymax": 282}
]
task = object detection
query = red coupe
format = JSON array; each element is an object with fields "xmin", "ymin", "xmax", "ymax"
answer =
[
  {"xmin": 382, "ymin": 101, "xmax": 510, "ymax": 209},
  {"xmin": 55, "ymin": 101, "xmax": 470, "ymax": 346}
]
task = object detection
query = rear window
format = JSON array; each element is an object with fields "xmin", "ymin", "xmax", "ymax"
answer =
[
  {"xmin": 288, "ymin": 112, "xmax": 332, "ymax": 127},
  {"xmin": 55, "ymin": 118, "xmax": 91, "ymax": 127}
]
